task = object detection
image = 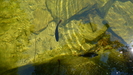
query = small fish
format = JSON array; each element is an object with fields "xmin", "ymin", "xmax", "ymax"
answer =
[
  {"xmin": 79, "ymin": 52, "xmax": 98, "ymax": 58},
  {"xmin": 55, "ymin": 20, "xmax": 62, "ymax": 41}
]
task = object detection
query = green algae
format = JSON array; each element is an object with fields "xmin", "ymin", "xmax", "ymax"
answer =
[{"xmin": 0, "ymin": 0, "xmax": 33, "ymax": 74}]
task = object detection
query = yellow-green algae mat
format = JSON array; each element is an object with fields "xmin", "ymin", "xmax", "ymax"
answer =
[{"xmin": 0, "ymin": 0, "xmax": 33, "ymax": 74}]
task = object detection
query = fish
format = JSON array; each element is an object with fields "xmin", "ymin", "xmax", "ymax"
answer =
[
  {"xmin": 55, "ymin": 20, "xmax": 62, "ymax": 41},
  {"xmin": 79, "ymin": 52, "xmax": 98, "ymax": 57}
]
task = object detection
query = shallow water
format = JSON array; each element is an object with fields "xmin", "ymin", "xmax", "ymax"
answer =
[{"xmin": 0, "ymin": 0, "xmax": 133, "ymax": 75}]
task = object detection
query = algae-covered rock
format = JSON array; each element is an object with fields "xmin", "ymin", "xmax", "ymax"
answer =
[
  {"xmin": 46, "ymin": 0, "xmax": 116, "ymax": 24},
  {"xmin": 79, "ymin": 22, "xmax": 109, "ymax": 42},
  {"xmin": 105, "ymin": 1, "xmax": 133, "ymax": 44},
  {"xmin": 33, "ymin": 48, "xmax": 127, "ymax": 75},
  {"xmin": 32, "ymin": 7, "xmax": 53, "ymax": 34},
  {"xmin": 46, "ymin": 0, "xmax": 96, "ymax": 21},
  {"xmin": 0, "ymin": 0, "xmax": 33, "ymax": 74},
  {"xmin": 33, "ymin": 55, "xmax": 108, "ymax": 75}
]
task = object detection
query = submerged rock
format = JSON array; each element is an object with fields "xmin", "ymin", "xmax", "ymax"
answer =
[{"xmin": 33, "ymin": 48, "xmax": 127, "ymax": 75}]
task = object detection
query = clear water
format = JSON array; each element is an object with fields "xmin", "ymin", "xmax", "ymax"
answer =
[{"xmin": 0, "ymin": 0, "xmax": 133, "ymax": 75}]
